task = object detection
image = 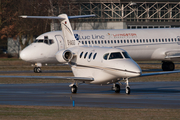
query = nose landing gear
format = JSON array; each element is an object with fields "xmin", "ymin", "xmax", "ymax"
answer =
[{"xmin": 112, "ymin": 78, "xmax": 131, "ymax": 94}]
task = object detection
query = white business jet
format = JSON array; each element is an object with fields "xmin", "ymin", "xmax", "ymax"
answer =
[{"xmin": 2, "ymin": 14, "xmax": 180, "ymax": 94}]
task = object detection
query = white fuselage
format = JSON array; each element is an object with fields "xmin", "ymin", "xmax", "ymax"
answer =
[
  {"xmin": 56, "ymin": 46, "xmax": 141, "ymax": 84},
  {"xmin": 20, "ymin": 28, "xmax": 180, "ymax": 63}
]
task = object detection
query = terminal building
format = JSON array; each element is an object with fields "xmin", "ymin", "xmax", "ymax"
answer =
[{"xmin": 53, "ymin": 0, "xmax": 180, "ymax": 30}]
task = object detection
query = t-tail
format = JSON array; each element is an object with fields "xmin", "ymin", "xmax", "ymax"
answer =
[
  {"xmin": 59, "ymin": 14, "xmax": 79, "ymax": 49},
  {"xmin": 20, "ymin": 14, "xmax": 95, "ymax": 49}
]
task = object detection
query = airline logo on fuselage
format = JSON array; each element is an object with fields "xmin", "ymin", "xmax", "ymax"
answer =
[
  {"xmin": 74, "ymin": 34, "xmax": 105, "ymax": 40},
  {"xmin": 107, "ymin": 33, "xmax": 137, "ymax": 38}
]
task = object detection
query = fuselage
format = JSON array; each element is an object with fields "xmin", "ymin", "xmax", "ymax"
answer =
[
  {"xmin": 20, "ymin": 28, "xmax": 180, "ymax": 63},
  {"xmin": 56, "ymin": 46, "xmax": 141, "ymax": 84}
]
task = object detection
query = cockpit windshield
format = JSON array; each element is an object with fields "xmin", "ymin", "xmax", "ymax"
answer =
[
  {"xmin": 122, "ymin": 52, "xmax": 131, "ymax": 58},
  {"xmin": 33, "ymin": 39, "xmax": 54, "ymax": 45},
  {"xmin": 109, "ymin": 52, "xmax": 123, "ymax": 59},
  {"xmin": 103, "ymin": 52, "xmax": 131, "ymax": 60}
]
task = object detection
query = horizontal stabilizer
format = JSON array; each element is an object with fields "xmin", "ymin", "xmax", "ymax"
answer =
[
  {"xmin": 20, "ymin": 16, "xmax": 65, "ymax": 19},
  {"xmin": 0, "ymin": 75, "xmax": 94, "ymax": 81},
  {"xmin": 140, "ymin": 70, "xmax": 180, "ymax": 77},
  {"xmin": 20, "ymin": 14, "xmax": 95, "ymax": 19}
]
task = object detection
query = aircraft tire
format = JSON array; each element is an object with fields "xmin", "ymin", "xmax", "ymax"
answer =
[
  {"xmin": 36, "ymin": 67, "xmax": 41, "ymax": 73},
  {"xmin": 71, "ymin": 85, "xmax": 77, "ymax": 93},
  {"xmin": 34, "ymin": 67, "xmax": 37, "ymax": 73},
  {"xmin": 126, "ymin": 87, "xmax": 130, "ymax": 94},
  {"xmin": 162, "ymin": 62, "xmax": 174, "ymax": 71},
  {"xmin": 114, "ymin": 84, "xmax": 120, "ymax": 93}
]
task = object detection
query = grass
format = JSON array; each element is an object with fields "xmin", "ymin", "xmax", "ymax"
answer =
[{"xmin": 0, "ymin": 105, "xmax": 180, "ymax": 120}]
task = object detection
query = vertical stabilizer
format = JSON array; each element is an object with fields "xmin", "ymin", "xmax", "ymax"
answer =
[{"xmin": 59, "ymin": 14, "xmax": 79, "ymax": 49}]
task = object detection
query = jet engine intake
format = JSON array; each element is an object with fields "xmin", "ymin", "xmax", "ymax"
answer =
[{"xmin": 56, "ymin": 50, "xmax": 73, "ymax": 63}]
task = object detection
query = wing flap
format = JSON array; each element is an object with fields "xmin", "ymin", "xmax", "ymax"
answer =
[{"xmin": 0, "ymin": 75, "xmax": 94, "ymax": 81}]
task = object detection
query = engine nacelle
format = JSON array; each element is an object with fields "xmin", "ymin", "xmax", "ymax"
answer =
[{"xmin": 56, "ymin": 50, "xmax": 73, "ymax": 63}]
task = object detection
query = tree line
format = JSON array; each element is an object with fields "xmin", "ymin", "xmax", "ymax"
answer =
[{"xmin": 0, "ymin": 0, "xmax": 74, "ymax": 52}]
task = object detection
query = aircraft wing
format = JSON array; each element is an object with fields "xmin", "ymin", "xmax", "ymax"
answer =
[
  {"xmin": 0, "ymin": 75, "xmax": 94, "ymax": 81},
  {"xmin": 140, "ymin": 70, "xmax": 180, "ymax": 77}
]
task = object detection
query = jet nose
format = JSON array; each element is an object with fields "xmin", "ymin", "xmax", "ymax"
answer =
[{"xmin": 20, "ymin": 49, "xmax": 28, "ymax": 61}]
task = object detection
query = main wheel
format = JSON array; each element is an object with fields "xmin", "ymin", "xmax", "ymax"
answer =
[
  {"xmin": 126, "ymin": 87, "xmax": 130, "ymax": 94},
  {"xmin": 162, "ymin": 62, "xmax": 174, "ymax": 71},
  {"xmin": 71, "ymin": 85, "xmax": 77, "ymax": 93},
  {"xmin": 114, "ymin": 84, "xmax": 120, "ymax": 93}
]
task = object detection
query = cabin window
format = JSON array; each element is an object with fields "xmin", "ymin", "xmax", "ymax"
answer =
[
  {"xmin": 127, "ymin": 40, "xmax": 129, "ymax": 43},
  {"xmin": 114, "ymin": 40, "xmax": 116, "ymax": 43},
  {"xmin": 93, "ymin": 53, "xmax": 97, "ymax": 59},
  {"xmin": 159, "ymin": 39, "xmax": 161, "ymax": 42},
  {"xmin": 103, "ymin": 53, "xmax": 109, "ymax": 60},
  {"xmin": 174, "ymin": 38, "xmax": 177, "ymax": 41},
  {"xmin": 105, "ymin": 40, "xmax": 107, "ymax": 44},
  {"xmin": 84, "ymin": 52, "xmax": 88, "ymax": 59},
  {"xmin": 88, "ymin": 41, "xmax": 91, "ymax": 44},
  {"xmin": 95, "ymin": 41, "xmax": 97, "ymax": 44},
  {"xmin": 124, "ymin": 40, "xmax": 126, "ymax": 43},
  {"xmin": 165, "ymin": 39, "xmax": 167, "ymax": 42},
  {"xmin": 108, "ymin": 40, "xmax": 110, "ymax": 44},
  {"xmin": 171, "ymin": 38, "xmax": 173, "ymax": 42},
  {"xmin": 101, "ymin": 40, "xmax": 103, "ymax": 44},
  {"xmin": 178, "ymin": 38, "xmax": 180, "ymax": 41},
  {"xmin": 149, "ymin": 39, "xmax": 151, "ymax": 42},
  {"xmin": 109, "ymin": 52, "xmax": 123, "ymax": 59},
  {"xmin": 117, "ymin": 40, "xmax": 120, "ymax": 43},
  {"xmin": 80, "ymin": 52, "xmax": 83, "ymax": 58},
  {"xmin": 98, "ymin": 40, "xmax": 100, "ymax": 44},
  {"xmin": 162, "ymin": 39, "xmax": 164, "ymax": 42},
  {"xmin": 130, "ymin": 40, "xmax": 132, "ymax": 43},
  {"xmin": 133, "ymin": 39, "xmax": 135, "ymax": 43},
  {"xmin": 122, "ymin": 52, "xmax": 131, "ymax": 58},
  {"xmin": 152, "ymin": 39, "xmax": 154, "ymax": 42},
  {"xmin": 111, "ymin": 40, "xmax": 113, "ymax": 44},
  {"xmin": 85, "ymin": 41, "xmax": 87, "ymax": 44},
  {"xmin": 146, "ymin": 39, "xmax": 148, "ymax": 43},
  {"xmin": 92, "ymin": 41, "xmax": 94, "ymax": 44},
  {"xmin": 156, "ymin": 39, "xmax": 158, "ymax": 42},
  {"xmin": 143, "ymin": 39, "xmax": 145, "ymax": 43},
  {"xmin": 82, "ymin": 41, "xmax": 84, "ymax": 44},
  {"xmin": 136, "ymin": 39, "xmax": 139, "ymax": 43},
  {"xmin": 88, "ymin": 53, "xmax": 92, "ymax": 59},
  {"xmin": 140, "ymin": 39, "xmax": 142, "ymax": 43},
  {"xmin": 121, "ymin": 40, "xmax": 123, "ymax": 43}
]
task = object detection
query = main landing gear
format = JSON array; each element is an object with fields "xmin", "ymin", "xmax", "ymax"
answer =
[
  {"xmin": 162, "ymin": 61, "xmax": 175, "ymax": 71},
  {"xmin": 112, "ymin": 78, "xmax": 130, "ymax": 94},
  {"xmin": 69, "ymin": 82, "xmax": 78, "ymax": 93}
]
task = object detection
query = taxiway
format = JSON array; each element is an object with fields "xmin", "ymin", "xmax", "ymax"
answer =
[{"xmin": 0, "ymin": 81, "xmax": 180, "ymax": 108}]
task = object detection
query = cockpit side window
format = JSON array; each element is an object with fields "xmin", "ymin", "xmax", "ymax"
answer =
[
  {"xmin": 44, "ymin": 40, "xmax": 48, "ymax": 44},
  {"xmin": 122, "ymin": 52, "xmax": 131, "ymax": 58},
  {"xmin": 38, "ymin": 40, "xmax": 44, "ymax": 43},
  {"xmin": 33, "ymin": 39, "xmax": 54, "ymax": 45},
  {"xmin": 49, "ymin": 39, "xmax": 54, "ymax": 44},
  {"xmin": 103, "ymin": 53, "xmax": 109, "ymax": 60},
  {"xmin": 109, "ymin": 52, "xmax": 123, "ymax": 59}
]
